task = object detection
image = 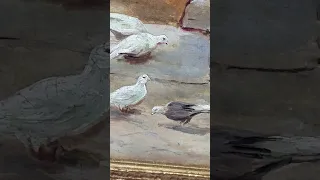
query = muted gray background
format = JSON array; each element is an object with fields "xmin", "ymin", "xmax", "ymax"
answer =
[
  {"xmin": 212, "ymin": 0, "xmax": 320, "ymax": 179},
  {"xmin": 0, "ymin": 0, "xmax": 108, "ymax": 179}
]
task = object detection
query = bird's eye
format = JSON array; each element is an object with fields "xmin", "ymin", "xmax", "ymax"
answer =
[
  {"xmin": 162, "ymin": 37, "xmax": 165, "ymax": 40},
  {"xmin": 143, "ymin": 76, "xmax": 146, "ymax": 78}
]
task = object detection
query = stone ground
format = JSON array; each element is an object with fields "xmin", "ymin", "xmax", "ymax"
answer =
[
  {"xmin": 1, "ymin": 0, "xmax": 319, "ymax": 179},
  {"xmin": 110, "ymin": 0, "xmax": 211, "ymax": 166},
  {"xmin": 110, "ymin": 22, "xmax": 210, "ymax": 166}
]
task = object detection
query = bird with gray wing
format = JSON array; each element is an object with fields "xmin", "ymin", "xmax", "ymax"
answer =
[
  {"xmin": 0, "ymin": 42, "xmax": 110, "ymax": 162},
  {"xmin": 110, "ymin": 74, "xmax": 151, "ymax": 113},
  {"xmin": 211, "ymin": 126, "xmax": 320, "ymax": 180},
  {"xmin": 110, "ymin": 33, "xmax": 168, "ymax": 60},
  {"xmin": 110, "ymin": 13, "xmax": 148, "ymax": 40},
  {"xmin": 151, "ymin": 101, "xmax": 210, "ymax": 125}
]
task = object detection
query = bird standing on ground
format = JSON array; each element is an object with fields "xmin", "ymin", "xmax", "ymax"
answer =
[
  {"xmin": 151, "ymin": 101, "xmax": 210, "ymax": 125},
  {"xmin": 0, "ymin": 43, "xmax": 110, "ymax": 162},
  {"xmin": 211, "ymin": 126, "xmax": 320, "ymax": 180},
  {"xmin": 110, "ymin": 74, "xmax": 151, "ymax": 113},
  {"xmin": 110, "ymin": 13, "xmax": 148, "ymax": 40},
  {"xmin": 110, "ymin": 33, "xmax": 169, "ymax": 60}
]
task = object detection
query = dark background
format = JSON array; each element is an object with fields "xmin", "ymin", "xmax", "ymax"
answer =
[
  {"xmin": 0, "ymin": 0, "xmax": 109, "ymax": 179},
  {"xmin": 212, "ymin": 0, "xmax": 320, "ymax": 137},
  {"xmin": 211, "ymin": 0, "xmax": 320, "ymax": 179}
]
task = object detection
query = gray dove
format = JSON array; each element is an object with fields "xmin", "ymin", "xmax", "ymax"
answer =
[
  {"xmin": 211, "ymin": 126, "xmax": 320, "ymax": 180},
  {"xmin": 110, "ymin": 13, "xmax": 148, "ymax": 40},
  {"xmin": 110, "ymin": 33, "xmax": 168, "ymax": 60},
  {"xmin": 110, "ymin": 74, "xmax": 151, "ymax": 113},
  {"xmin": 151, "ymin": 101, "xmax": 210, "ymax": 125},
  {"xmin": 0, "ymin": 42, "xmax": 110, "ymax": 162}
]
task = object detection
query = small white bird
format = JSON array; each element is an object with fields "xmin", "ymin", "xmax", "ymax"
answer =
[
  {"xmin": 110, "ymin": 74, "xmax": 151, "ymax": 113},
  {"xmin": 110, "ymin": 33, "xmax": 169, "ymax": 60},
  {"xmin": 110, "ymin": 13, "xmax": 148, "ymax": 40}
]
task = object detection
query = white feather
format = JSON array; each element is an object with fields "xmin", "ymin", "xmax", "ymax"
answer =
[
  {"xmin": 110, "ymin": 13, "xmax": 148, "ymax": 38},
  {"xmin": 110, "ymin": 33, "xmax": 168, "ymax": 60},
  {"xmin": 110, "ymin": 74, "xmax": 150, "ymax": 109}
]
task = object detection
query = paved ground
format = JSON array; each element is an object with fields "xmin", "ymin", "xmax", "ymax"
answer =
[
  {"xmin": 110, "ymin": 74, "xmax": 210, "ymax": 166},
  {"xmin": 2, "ymin": 0, "xmax": 319, "ymax": 179},
  {"xmin": 110, "ymin": 23, "xmax": 210, "ymax": 165}
]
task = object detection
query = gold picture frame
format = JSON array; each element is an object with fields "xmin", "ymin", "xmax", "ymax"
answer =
[{"xmin": 110, "ymin": 159, "xmax": 210, "ymax": 180}]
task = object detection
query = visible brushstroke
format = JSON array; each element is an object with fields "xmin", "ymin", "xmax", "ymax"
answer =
[{"xmin": 212, "ymin": 61, "xmax": 318, "ymax": 73}]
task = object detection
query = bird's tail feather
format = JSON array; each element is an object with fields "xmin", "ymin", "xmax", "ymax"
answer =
[
  {"xmin": 192, "ymin": 104, "xmax": 210, "ymax": 112},
  {"xmin": 110, "ymin": 51, "xmax": 120, "ymax": 60},
  {"xmin": 110, "ymin": 29, "xmax": 126, "ymax": 40}
]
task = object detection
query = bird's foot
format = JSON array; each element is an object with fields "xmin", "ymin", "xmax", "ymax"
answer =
[
  {"xmin": 126, "ymin": 108, "xmax": 137, "ymax": 114},
  {"xmin": 119, "ymin": 106, "xmax": 127, "ymax": 112},
  {"xmin": 28, "ymin": 139, "xmax": 66, "ymax": 163},
  {"xmin": 119, "ymin": 107, "xmax": 136, "ymax": 114},
  {"xmin": 119, "ymin": 107, "xmax": 129, "ymax": 113},
  {"xmin": 28, "ymin": 139, "xmax": 102, "ymax": 167},
  {"xmin": 123, "ymin": 53, "xmax": 152, "ymax": 64},
  {"xmin": 182, "ymin": 121, "xmax": 189, "ymax": 125}
]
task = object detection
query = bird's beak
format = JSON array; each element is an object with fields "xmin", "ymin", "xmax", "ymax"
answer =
[
  {"xmin": 148, "ymin": 77, "xmax": 151, "ymax": 81},
  {"xmin": 151, "ymin": 112, "xmax": 154, "ymax": 115}
]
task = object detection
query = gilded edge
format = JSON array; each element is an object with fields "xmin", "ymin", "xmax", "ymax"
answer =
[{"xmin": 110, "ymin": 159, "xmax": 210, "ymax": 180}]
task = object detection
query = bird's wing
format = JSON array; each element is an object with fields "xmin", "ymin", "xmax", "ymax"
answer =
[
  {"xmin": 111, "ymin": 35, "xmax": 146, "ymax": 56},
  {"xmin": 164, "ymin": 109, "xmax": 190, "ymax": 121},
  {"xmin": 166, "ymin": 101, "xmax": 196, "ymax": 110},
  {"xmin": 0, "ymin": 76, "xmax": 84, "ymax": 125},
  {"xmin": 110, "ymin": 85, "xmax": 142, "ymax": 105},
  {"xmin": 110, "ymin": 13, "xmax": 148, "ymax": 35}
]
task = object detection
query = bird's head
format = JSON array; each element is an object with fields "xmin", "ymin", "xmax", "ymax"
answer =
[
  {"xmin": 137, "ymin": 74, "xmax": 151, "ymax": 84},
  {"xmin": 85, "ymin": 42, "xmax": 110, "ymax": 72},
  {"xmin": 156, "ymin": 35, "xmax": 169, "ymax": 45},
  {"xmin": 151, "ymin": 106, "xmax": 165, "ymax": 115}
]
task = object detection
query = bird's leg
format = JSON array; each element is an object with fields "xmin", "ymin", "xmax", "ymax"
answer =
[
  {"xmin": 125, "ymin": 52, "xmax": 151, "ymax": 60},
  {"xmin": 127, "ymin": 107, "xmax": 136, "ymax": 114},
  {"xmin": 123, "ymin": 106, "xmax": 129, "ymax": 113},
  {"xmin": 27, "ymin": 138, "xmax": 66, "ymax": 162},
  {"xmin": 119, "ymin": 106, "xmax": 131, "ymax": 113},
  {"xmin": 40, "ymin": 140, "xmax": 66, "ymax": 162},
  {"xmin": 119, "ymin": 106, "xmax": 127, "ymax": 113},
  {"xmin": 182, "ymin": 118, "xmax": 191, "ymax": 125},
  {"xmin": 133, "ymin": 52, "xmax": 152, "ymax": 59},
  {"xmin": 144, "ymin": 52, "xmax": 152, "ymax": 57},
  {"xmin": 125, "ymin": 106, "xmax": 129, "ymax": 112}
]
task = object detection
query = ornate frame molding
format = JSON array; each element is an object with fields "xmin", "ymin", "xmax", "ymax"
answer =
[{"xmin": 110, "ymin": 159, "xmax": 210, "ymax": 180}]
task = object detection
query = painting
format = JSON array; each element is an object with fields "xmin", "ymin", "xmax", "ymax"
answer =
[
  {"xmin": 210, "ymin": 1, "xmax": 320, "ymax": 179},
  {"xmin": 109, "ymin": 0, "xmax": 210, "ymax": 179},
  {"xmin": 0, "ymin": 0, "xmax": 109, "ymax": 179}
]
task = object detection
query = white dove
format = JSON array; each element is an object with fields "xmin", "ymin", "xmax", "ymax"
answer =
[
  {"xmin": 110, "ymin": 13, "xmax": 148, "ymax": 40},
  {"xmin": 0, "ymin": 43, "xmax": 110, "ymax": 162},
  {"xmin": 110, "ymin": 33, "xmax": 169, "ymax": 60},
  {"xmin": 110, "ymin": 74, "xmax": 151, "ymax": 113}
]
